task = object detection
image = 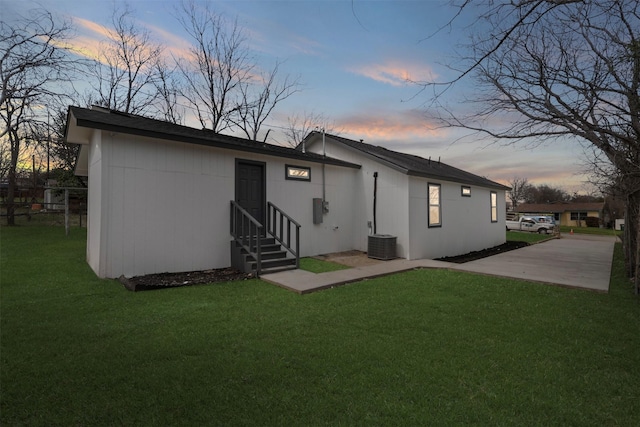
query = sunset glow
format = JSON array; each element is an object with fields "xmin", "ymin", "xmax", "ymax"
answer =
[
  {"xmin": 4, "ymin": 0, "xmax": 594, "ymax": 191},
  {"xmin": 349, "ymin": 61, "xmax": 437, "ymax": 87}
]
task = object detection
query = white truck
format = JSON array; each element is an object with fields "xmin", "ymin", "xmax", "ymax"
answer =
[{"xmin": 506, "ymin": 216, "xmax": 557, "ymax": 234}]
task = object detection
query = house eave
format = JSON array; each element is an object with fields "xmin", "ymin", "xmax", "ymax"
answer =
[
  {"xmin": 305, "ymin": 132, "xmax": 509, "ymax": 191},
  {"xmin": 65, "ymin": 109, "xmax": 93, "ymax": 145},
  {"xmin": 65, "ymin": 107, "xmax": 361, "ymax": 170},
  {"xmin": 406, "ymin": 170, "xmax": 510, "ymax": 190}
]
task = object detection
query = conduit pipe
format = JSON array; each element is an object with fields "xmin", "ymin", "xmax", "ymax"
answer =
[
  {"xmin": 322, "ymin": 128, "xmax": 327, "ymax": 212},
  {"xmin": 373, "ymin": 171, "xmax": 378, "ymax": 234}
]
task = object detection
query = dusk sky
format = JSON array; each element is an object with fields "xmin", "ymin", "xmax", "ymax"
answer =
[{"xmin": 6, "ymin": 0, "xmax": 594, "ymax": 193}]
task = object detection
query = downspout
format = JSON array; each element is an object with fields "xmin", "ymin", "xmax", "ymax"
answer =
[{"xmin": 373, "ymin": 172, "xmax": 378, "ymax": 234}]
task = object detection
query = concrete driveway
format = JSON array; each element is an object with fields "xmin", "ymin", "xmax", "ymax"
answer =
[{"xmin": 451, "ymin": 233, "xmax": 617, "ymax": 292}]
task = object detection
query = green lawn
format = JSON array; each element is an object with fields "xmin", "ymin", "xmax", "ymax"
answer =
[
  {"xmin": 2, "ymin": 226, "xmax": 639, "ymax": 425},
  {"xmin": 299, "ymin": 257, "xmax": 351, "ymax": 273},
  {"xmin": 559, "ymin": 225, "xmax": 621, "ymax": 236},
  {"xmin": 506, "ymin": 230, "xmax": 553, "ymax": 244}
]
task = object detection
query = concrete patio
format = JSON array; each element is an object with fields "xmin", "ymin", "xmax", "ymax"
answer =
[{"xmin": 261, "ymin": 234, "xmax": 617, "ymax": 294}]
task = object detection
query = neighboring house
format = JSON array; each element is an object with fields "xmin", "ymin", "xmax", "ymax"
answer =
[
  {"xmin": 515, "ymin": 202, "xmax": 605, "ymax": 227},
  {"xmin": 65, "ymin": 106, "xmax": 509, "ymax": 279}
]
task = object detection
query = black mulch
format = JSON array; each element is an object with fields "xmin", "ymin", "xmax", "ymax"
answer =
[
  {"xmin": 434, "ymin": 241, "xmax": 529, "ymax": 264},
  {"xmin": 120, "ymin": 241, "xmax": 530, "ymax": 291},
  {"xmin": 119, "ymin": 267, "xmax": 253, "ymax": 291}
]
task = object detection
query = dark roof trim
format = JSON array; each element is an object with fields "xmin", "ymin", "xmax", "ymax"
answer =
[
  {"xmin": 303, "ymin": 131, "xmax": 509, "ymax": 190},
  {"xmin": 67, "ymin": 106, "xmax": 360, "ymax": 169}
]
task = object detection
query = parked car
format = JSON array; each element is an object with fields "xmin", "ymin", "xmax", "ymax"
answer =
[{"xmin": 506, "ymin": 216, "xmax": 557, "ymax": 234}]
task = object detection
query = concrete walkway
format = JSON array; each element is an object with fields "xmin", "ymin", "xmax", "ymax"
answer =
[
  {"xmin": 261, "ymin": 233, "xmax": 617, "ymax": 294},
  {"xmin": 451, "ymin": 234, "xmax": 616, "ymax": 292}
]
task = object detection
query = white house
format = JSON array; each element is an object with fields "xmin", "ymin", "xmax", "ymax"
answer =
[
  {"xmin": 302, "ymin": 132, "xmax": 509, "ymax": 261},
  {"xmin": 65, "ymin": 106, "xmax": 509, "ymax": 279}
]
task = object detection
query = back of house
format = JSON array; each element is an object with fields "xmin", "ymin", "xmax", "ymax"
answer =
[{"xmin": 66, "ymin": 106, "xmax": 508, "ymax": 279}]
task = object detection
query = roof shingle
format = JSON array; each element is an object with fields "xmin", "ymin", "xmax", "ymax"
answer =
[
  {"xmin": 66, "ymin": 106, "xmax": 361, "ymax": 169},
  {"xmin": 304, "ymin": 132, "xmax": 509, "ymax": 190}
]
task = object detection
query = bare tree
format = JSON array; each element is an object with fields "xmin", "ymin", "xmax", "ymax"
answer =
[
  {"xmin": 91, "ymin": 4, "xmax": 163, "ymax": 115},
  {"xmin": 1, "ymin": 9, "xmax": 76, "ymax": 225},
  {"xmin": 176, "ymin": 0, "xmax": 253, "ymax": 132},
  {"xmin": 508, "ymin": 177, "xmax": 529, "ymax": 210},
  {"xmin": 232, "ymin": 61, "xmax": 300, "ymax": 142},
  {"xmin": 154, "ymin": 59, "xmax": 184, "ymax": 125},
  {"xmin": 284, "ymin": 110, "xmax": 341, "ymax": 148},
  {"xmin": 425, "ymin": 0, "xmax": 640, "ymax": 290}
]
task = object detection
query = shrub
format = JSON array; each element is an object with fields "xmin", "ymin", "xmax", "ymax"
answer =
[{"xmin": 585, "ymin": 216, "xmax": 600, "ymax": 227}]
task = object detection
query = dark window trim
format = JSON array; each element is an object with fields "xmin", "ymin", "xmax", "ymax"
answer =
[
  {"xmin": 428, "ymin": 182, "xmax": 442, "ymax": 228},
  {"xmin": 285, "ymin": 164, "xmax": 311, "ymax": 181},
  {"xmin": 461, "ymin": 185, "xmax": 471, "ymax": 197}
]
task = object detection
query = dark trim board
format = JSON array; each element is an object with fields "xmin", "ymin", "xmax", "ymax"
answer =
[{"xmin": 66, "ymin": 106, "xmax": 361, "ymax": 170}]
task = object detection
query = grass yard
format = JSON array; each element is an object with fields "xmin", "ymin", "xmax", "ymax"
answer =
[
  {"xmin": 506, "ymin": 230, "xmax": 553, "ymax": 244},
  {"xmin": 299, "ymin": 257, "xmax": 351, "ymax": 273},
  {"xmin": 559, "ymin": 225, "xmax": 621, "ymax": 236},
  {"xmin": 1, "ymin": 226, "xmax": 639, "ymax": 425}
]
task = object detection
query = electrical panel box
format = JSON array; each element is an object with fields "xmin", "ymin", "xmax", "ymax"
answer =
[{"xmin": 313, "ymin": 198, "xmax": 323, "ymax": 224}]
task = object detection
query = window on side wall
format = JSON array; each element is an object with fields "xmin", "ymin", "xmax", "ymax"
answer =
[
  {"xmin": 285, "ymin": 165, "xmax": 311, "ymax": 181},
  {"xmin": 428, "ymin": 183, "xmax": 441, "ymax": 227},
  {"xmin": 490, "ymin": 191, "xmax": 498, "ymax": 222}
]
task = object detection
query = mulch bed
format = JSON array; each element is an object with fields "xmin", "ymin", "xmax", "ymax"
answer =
[
  {"xmin": 120, "ymin": 241, "xmax": 530, "ymax": 291},
  {"xmin": 119, "ymin": 267, "xmax": 253, "ymax": 291},
  {"xmin": 434, "ymin": 241, "xmax": 529, "ymax": 264}
]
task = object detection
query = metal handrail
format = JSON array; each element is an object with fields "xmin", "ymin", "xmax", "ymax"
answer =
[
  {"xmin": 230, "ymin": 201, "xmax": 263, "ymax": 275},
  {"xmin": 267, "ymin": 202, "xmax": 301, "ymax": 269}
]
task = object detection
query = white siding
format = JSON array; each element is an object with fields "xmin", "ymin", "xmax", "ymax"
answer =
[
  {"xmin": 265, "ymin": 160, "xmax": 360, "ymax": 257},
  {"xmin": 98, "ymin": 133, "xmax": 233, "ymax": 278},
  {"xmin": 86, "ymin": 129, "xmax": 507, "ymax": 278},
  {"xmin": 86, "ymin": 130, "xmax": 103, "ymax": 276},
  {"xmin": 408, "ymin": 177, "xmax": 506, "ymax": 259},
  {"xmin": 89, "ymin": 131, "xmax": 362, "ymax": 278},
  {"xmin": 306, "ymin": 135, "xmax": 507, "ymax": 261},
  {"xmin": 306, "ymin": 139, "xmax": 411, "ymax": 258}
]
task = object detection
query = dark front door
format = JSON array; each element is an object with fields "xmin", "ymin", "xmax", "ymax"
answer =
[{"xmin": 236, "ymin": 160, "xmax": 266, "ymax": 234}]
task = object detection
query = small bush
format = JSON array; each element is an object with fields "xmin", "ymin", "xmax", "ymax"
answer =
[{"xmin": 585, "ymin": 216, "xmax": 600, "ymax": 227}]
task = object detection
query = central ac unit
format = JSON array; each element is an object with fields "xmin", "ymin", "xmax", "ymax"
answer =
[{"xmin": 367, "ymin": 234, "xmax": 397, "ymax": 260}]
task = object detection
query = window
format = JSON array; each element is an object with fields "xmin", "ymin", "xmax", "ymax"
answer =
[
  {"xmin": 428, "ymin": 183, "xmax": 441, "ymax": 227},
  {"xmin": 285, "ymin": 165, "xmax": 310, "ymax": 181},
  {"xmin": 490, "ymin": 191, "xmax": 498, "ymax": 222},
  {"xmin": 570, "ymin": 212, "xmax": 588, "ymax": 221},
  {"xmin": 461, "ymin": 186, "xmax": 471, "ymax": 197}
]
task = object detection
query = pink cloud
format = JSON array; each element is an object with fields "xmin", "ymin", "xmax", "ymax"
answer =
[
  {"xmin": 65, "ymin": 17, "xmax": 110, "ymax": 61},
  {"xmin": 337, "ymin": 110, "xmax": 446, "ymax": 142},
  {"xmin": 69, "ymin": 16, "xmax": 193, "ymax": 64},
  {"xmin": 143, "ymin": 23, "xmax": 193, "ymax": 62},
  {"xmin": 349, "ymin": 60, "xmax": 437, "ymax": 86}
]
